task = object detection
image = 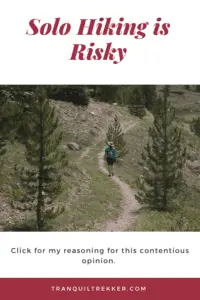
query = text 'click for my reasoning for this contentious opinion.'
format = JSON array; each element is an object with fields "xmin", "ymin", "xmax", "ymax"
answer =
[{"xmin": 10, "ymin": 247, "xmax": 189, "ymax": 265}]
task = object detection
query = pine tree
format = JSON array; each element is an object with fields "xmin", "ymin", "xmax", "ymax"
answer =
[
  {"xmin": 0, "ymin": 87, "xmax": 15, "ymax": 157},
  {"xmin": 196, "ymin": 85, "xmax": 200, "ymax": 92},
  {"xmin": 98, "ymin": 85, "xmax": 121, "ymax": 103},
  {"xmin": 0, "ymin": 85, "xmax": 36, "ymax": 143},
  {"xmin": 136, "ymin": 86, "xmax": 186, "ymax": 211},
  {"xmin": 87, "ymin": 85, "xmax": 99, "ymax": 97},
  {"xmin": 106, "ymin": 115, "xmax": 128, "ymax": 158},
  {"xmin": 0, "ymin": 99, "xmax": 7, "ymax": 157},
  {"xmin": 152, "ymin": 86, "xmax": 170, "ymax": 117},
  {"xmin": 0, "ymin": 132, "xmax": 6, "ymax": 156},
  {"xmin": 15, "ymin": 88, "xmax": 67, "ymax": 231},
  {"xmin": 140, "ymin": 85, "xmax": 157, "ymax": 110},
  {"xmin": 48, "ymin": 85, "xmax": 89, "ymax": 106},
  {"xmin": 128, "ymin": 86, "xmax": 146, "ymax": 118}
]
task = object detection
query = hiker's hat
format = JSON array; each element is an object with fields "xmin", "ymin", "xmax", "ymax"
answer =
[{"xmin": 108, "ymin": 141, "xmax": 114, "ymax": 146}]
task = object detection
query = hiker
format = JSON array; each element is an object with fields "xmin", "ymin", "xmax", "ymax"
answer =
[{"xmin": 104, "ymin": 142, "xmax": 116, "ymax": 176}]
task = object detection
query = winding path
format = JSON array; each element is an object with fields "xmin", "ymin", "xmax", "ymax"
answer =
[
  {"xmin": 98, "ymin": 121, "xmax": 141, "ymax": 231},
  {"xmin": 79, "ymin": 120, "xmax": 141, "ymax": 231}
]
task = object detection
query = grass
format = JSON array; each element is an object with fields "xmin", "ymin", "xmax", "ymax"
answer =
[
  {"xmin": 52, "ymin": 108, "xmax": 138, "ymax": 231},
  {"xmin": 114, "ymin": 114, "xmax": 153, "ymax": 188},
  {"xmin": 56, "ymin": 98, "xmax": 200, "ymax": 232},
  {"xmin": 2, "ymin": 88, "xmax": 200, "ymax": 232},
  {"xmin": 51, "ymin": 106, "xmax": 134, "ymax": 231},
  {"xmin": 131, "ymin": 206, "xmax": 200, "ymax": 231},
  {"xmin": 0, "ymin": 142, "xmax": 25, "ymax": 194},
  {"xmin": 1, "ymin": 138, "xmax": 122, "ymax": 231},
  {"xmin": 53, "ymin": 141, "xmax": 122, "ymax": 231},
  {"xmin": 0, "ymin": 102, "xmax": 132, "ymax": 231},
  {"xmin": 115, "ymin": 89, "xmax": 200, "ymax": 231}
]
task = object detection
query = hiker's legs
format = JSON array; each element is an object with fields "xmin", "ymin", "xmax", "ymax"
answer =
[
  {"xmin": 109, "ymin": 164, "xmax": 113, "ymax": 175},
  {"xmin": 109, "ymin": 162, "xmax": 115, "ymax": 176},
  {"xmin": 111, "ymin": 163, "xmax": 114, "ymax": 176},
  {"xmin": 106, "ymin": 158, "xmax": 115, "ymax": 176},
  {"xmin": 106, "ymin": 158, "xmax": 112, "ymax": 176},
  {"xmin": 108, "ymin": 164, "xmax": 112, "ymax": 176}
]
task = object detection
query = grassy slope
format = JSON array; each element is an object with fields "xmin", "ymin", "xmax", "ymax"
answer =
[
  {"xmin": 2, "ymin": 87, "xmax": 200, "ymax": 232},
  {"xmin": 0, "ymin": 100, "xmax": 135, "ymax": 231},
  {"xmin": 115, "ymin": 86, "xmax": 200, "ymax": 231},
  {"xmin": 53, "ymin": 109, "xmax": 137, "ymax": 231},
  {"xmin": 54, "ymin": 145, "xmax": 122, "ymax": 231}
]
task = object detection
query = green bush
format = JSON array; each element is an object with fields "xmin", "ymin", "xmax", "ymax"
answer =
[{"xmin": 48, "ymin": 86, "xmax": 89, "ymax": 106}]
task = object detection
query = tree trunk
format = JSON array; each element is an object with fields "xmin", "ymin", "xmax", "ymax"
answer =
[
  {"xmin": 37, "ymin": 104, "xmax": 45, "ymax": 231},
  {"xmin": 163, "ymin": 96, "xmax": 168, "ymax": 210},
  {"xmin": 93, "ymin": 86, "xmax": 97, "ymax": 97}
]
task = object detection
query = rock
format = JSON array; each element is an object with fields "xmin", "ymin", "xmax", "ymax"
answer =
[
  {"xmin": 90, "ymin": 111, "xmax": 96, "ymax": 116},
  {"xmin": 113, "ymin": 102, "xmax": 118, "ymax": 106},
  {"xmin": 61, "ymin": 145, "xmax": 68, "ymax": 150},
  {"xmin": 67, "ymin": 142, "xmax": 80, "ymax": 151}
]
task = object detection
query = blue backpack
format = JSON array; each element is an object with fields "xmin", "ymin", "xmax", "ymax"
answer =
[{"xmin": 107, "ymin": 147, "xmax": 116, "ymax": 159}]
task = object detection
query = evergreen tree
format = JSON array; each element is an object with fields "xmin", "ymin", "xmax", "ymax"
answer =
[
  {"xmin": 117, "ymin": 85, "xmax": 132, "ymax": 105},
  {"xmin": 0, "ymin": 131, "xmax": 6, "ymax": 157},
  {"xmin": 0, "ymin": 97, "xmax": 7, "ymax": 157},
  {"xmin": 140, "ymin": 85, "xmax": 157, "ymax": 110},
  {"xmin": 136, "ymin": 86, "xmax": 186, "ymax": 211},
  {"xmin": 48, "ymin": 85, "xmax": 89, "ymax": 106},
  {"xmin": 196, "ymin": 85, "xmax": 200, "ymax": 92},
  {"xmin": 87, "ymin": 85, "xmax": 99, "ymax": 97},
  {"xmin": 0, "ymin": 87, "xmax": 18, "ymax": 156},
  {"xmin": 0, "ymin": 85, "xmax": 36, "ymax": 143},
  {"xmin": 128, "ymin": 86, "xmax": 146, "ymax": 118},
  {"xmin": 98, "ymin": 85, "xmax": 121, "ymax": 103},
  {"xmin": 152, "ymin": 86, "xmax": 170, "ymax": 117},
  {"xmin": 15, "ymin": 88, "xmax": 67, "ymax": 231},
  {"xmin": 106, "ymin": 115, "xmax": 128, "ymax": 158}
]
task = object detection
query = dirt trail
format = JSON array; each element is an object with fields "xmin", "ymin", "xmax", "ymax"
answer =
[
  {"xmin": 98, "ymin": 121, "xmax": 141, "ymax": 231},
  {"xmin": 79, "ymin": 120, "xmax": 141, "ymax": 231},
  {"xmin": 79, "ymin": 131, "xmax": 105, "ymax": 160},
  {"xmin": 80, "ymin": 121, "xmax": 136, "ymax": 160}
]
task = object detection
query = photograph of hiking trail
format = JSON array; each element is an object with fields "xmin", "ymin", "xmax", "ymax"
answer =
[{"xmin": 0, "ymin": 85, "xmax": 200, "ymax": 232}]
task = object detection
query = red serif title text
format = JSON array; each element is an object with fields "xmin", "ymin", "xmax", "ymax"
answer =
[{"xmin": 26, "ymin": 17, "xmax": 171, "ymax": 64}]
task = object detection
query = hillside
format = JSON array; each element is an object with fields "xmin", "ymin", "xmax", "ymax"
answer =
[
  {"xmin": 0, "ymin": 85, "xmax": 200, "ymax": 231},
  {"xmin": 115, "ymin": 86, "xmax": 200, "ymax": 231},
  {"xmin": 0, "ymin": 98, "xmax": 137, "ymax": 231}
]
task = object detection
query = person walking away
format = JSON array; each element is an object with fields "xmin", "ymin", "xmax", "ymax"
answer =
[{"xmin": 104, "ymin": 142, "xmax": 116, "ymax": 176}]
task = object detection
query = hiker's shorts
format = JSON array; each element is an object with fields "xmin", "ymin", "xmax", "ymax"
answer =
[{"xmin": 106, "ymin": 158, "xmax": 115, "ymax": 165}]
